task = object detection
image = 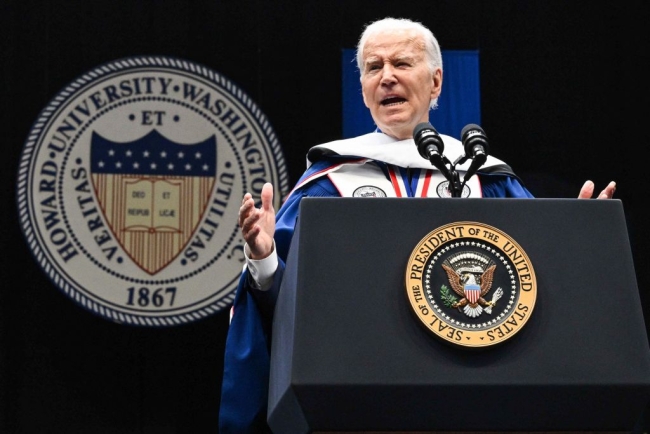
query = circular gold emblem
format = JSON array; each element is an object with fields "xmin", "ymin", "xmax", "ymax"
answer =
[{"xmin": 405, "ymin": 221, "xmax": 537, "ymax": 348}]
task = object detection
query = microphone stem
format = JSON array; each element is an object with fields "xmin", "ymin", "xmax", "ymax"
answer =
[{"xmin": 450, "ymin": 170, "xmax": 462, "ymax": 197}]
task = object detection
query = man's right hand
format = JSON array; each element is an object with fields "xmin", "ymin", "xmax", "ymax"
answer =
[{"xmin": 239, "ymin": 182, "xmax": 276, "ymax": 260}]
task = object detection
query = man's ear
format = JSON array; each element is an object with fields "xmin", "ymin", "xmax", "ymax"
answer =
[{"xmin": 431, "ymin": 68, "xmax": 443, "ymax": 100}]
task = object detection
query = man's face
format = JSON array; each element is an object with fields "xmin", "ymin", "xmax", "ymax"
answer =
[{"xmin": 360, "ymin": 30, "xmax": 442, "ymax": 140}]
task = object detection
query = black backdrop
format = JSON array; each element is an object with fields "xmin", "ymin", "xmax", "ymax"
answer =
[{"xmin": 1, "ymin": 0, "xmax": 648, "ymax": 432}]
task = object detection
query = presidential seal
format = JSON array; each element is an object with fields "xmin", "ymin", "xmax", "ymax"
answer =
[
  {"xmin": 16, "ymin": 56, "xmax": 288, "ymax": 326},
  {"xmin": 405, "ymin": 222, "xmax": 536, "ymax": 348}
]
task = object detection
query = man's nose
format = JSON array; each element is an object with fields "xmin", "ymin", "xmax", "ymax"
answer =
[{"xmin": 380, "ymin": 65, "xmax": 397, "ymax": 84}]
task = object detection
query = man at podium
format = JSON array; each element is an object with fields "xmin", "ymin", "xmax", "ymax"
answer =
[{"xmin": 219, "ymin": 16, "xmax": 617, "ymax": 433}]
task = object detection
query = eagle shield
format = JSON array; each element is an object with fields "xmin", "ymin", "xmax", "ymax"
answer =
[{"xmin": 464, "ymin": 281, "xmax": 481, "ymax": 304}]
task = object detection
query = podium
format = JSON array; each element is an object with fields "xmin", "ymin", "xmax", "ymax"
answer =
[{"xmin": 268, "ymin": 198, "xmax": 650, "ymax": 433}]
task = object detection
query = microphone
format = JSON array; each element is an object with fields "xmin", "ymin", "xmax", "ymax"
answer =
[
  {"xmin": 413, "ymin": 122, "xmax": 451, "ymax": 179},
  {"xmin": 460, "ymin": 123, "xmax": 489, "ymax": 183}
]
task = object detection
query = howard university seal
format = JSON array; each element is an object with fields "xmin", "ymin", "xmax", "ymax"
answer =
[
  {"xmin": 16, "ymin": 56, "xmax": 288, "ymax": 326},
  {"xmin": 405, "ymin": 222, "xmax": 537, "ymax": 348}
]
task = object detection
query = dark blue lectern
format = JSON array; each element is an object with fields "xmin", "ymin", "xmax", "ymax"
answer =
[{"xmin": 268, "ymin": 198, "xmax": 650, "ymax": 433}]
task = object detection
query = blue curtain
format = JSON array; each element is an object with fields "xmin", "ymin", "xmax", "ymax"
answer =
[{"xmin": 342, "ymin": 49, "xmax": 480, "ymax": 140}]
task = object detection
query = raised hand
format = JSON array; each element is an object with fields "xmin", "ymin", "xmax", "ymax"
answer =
[
  {"xmin": 239, "ymin": 182, "xmax": 276, "ymax": 259},
  {"xmin": 578, "ymin": 180, "xmax": 616, "ymax": 199}
]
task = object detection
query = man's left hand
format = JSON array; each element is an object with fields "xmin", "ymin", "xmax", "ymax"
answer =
[{"xmin": 578, "ymin": 180, "xmax": 616, "ymax": 199}]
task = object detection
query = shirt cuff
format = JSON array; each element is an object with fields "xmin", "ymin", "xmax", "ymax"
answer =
[{"xmin": 244, "ymin": 241, "xmax": 278, "ymax": 291}]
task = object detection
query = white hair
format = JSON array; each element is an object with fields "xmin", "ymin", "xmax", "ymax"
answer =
[{"xmin": 355, "ymin": 17, "xmax": 443, "ymax": 109}]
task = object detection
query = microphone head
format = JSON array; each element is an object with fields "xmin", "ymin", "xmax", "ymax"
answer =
[
  {"xmin": 413, "ymin": 122, "xmax": 444, "ymax": 160},
  {"xmin": 461, "ymin": 123, "xmax": 489, "ymax": 156}
]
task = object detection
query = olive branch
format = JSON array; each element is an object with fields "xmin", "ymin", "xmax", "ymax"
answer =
[{"xmin": 440, "ymin": 285, "xmax": 458, "ymax": 307}]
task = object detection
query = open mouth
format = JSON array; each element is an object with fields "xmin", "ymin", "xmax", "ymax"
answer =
[{"xmin": 381, "ymin": 96, "xmax": 406, "ymax": 106}]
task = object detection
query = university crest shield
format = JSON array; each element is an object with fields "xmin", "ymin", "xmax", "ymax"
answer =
[{"xmin": 90, "ymin": 130, "xmax": 216, "ymax": 275}]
